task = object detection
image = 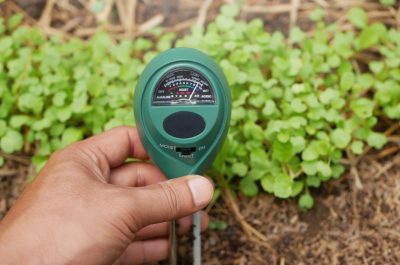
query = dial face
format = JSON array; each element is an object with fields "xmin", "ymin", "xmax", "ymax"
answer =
[{"xmin": 152, "ymin": 68, "xmax": 216, "ymax": 106}]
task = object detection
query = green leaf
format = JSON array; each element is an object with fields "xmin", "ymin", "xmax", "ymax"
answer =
[
  {"xmin": 32, "ymin": 155, "xmax": 48, "ymax": 172},
  {"xmin": 209, "ymin": 220, "xmax": 228, "ymax": 231},
  {"xmin": 221, "ymin": 4, "xmax": 240, "ymax": 18},
  {"xmin": 61, "ymin": 127, "xmax": 83, "ymax": 147},
  {"xmin": 332, "ymin": 164, "xmax": 346, "ymax": 178},
  {"xmin": 380, "ymin": 0, "xmax": 395, "ymax": 6},
  {"xmin": 315, "ymin": 140, "xmax": 331, "ymax": 156},
  {"xmin": 369, "ymin": 61, "xmax": 384, "ymax": 74},
  {"xmin": 261, "ymin": 175, "xmax": 274, "ymax": 193},
  {"xmin": 71, "ymin": 94, "xmax": 88, "ymax": 113},
  {"xmin": 232, "ymin": 162, "xmax": 248, "ymax": 177},
  {"xmin": 272, "ymin": 141, "xmax": 294, "ymax": 162},
  {"xmin": 359, "ymin": 23, "xmax": 387, "ymax": 50},
  {"xmin": 0, "ymin": 156, "xmax": 4, "ymax": 167},
  {"xmin": 7, "ymin": 14, "xmax": 23, "ymax": 30},
  {"xmin": 291, "ymin": 181, "xmax": 304, "ymax": 197},
  {"xmin": 262, "ymin": 100, "xmax": 276, "ymax": 116},
  {"xmin": 273, "ymin": 174, "xmax": 293, "ymax": 198},
  {"xmin": 351, "ymin": 141, "xmax": 364, "ymax": 155},
  {"xmin": 327, "ymin": 55, "xmax": 341, "ymax": 68},
  {"xmin": 302, "ymin": 161, "xmax": 318, "ymax": 175},
  {"xmin": 50, "ymin": 124, "xmax": 65, "ymax": 137},
  {"xmin": 248, "ymin": 168, "xmax": 266, "ymax": 181},
  {"xmin": 367, "ymin": 132, "xmax": 387, "ymax": 149},
  {"xmin": 277, "ymin": 131, "xmax": 290, "ymax": 143},
  {"xmin": 55, "ymin": 106, "xmax": 72, "ymax": 122},
  {"xmin": 32, "ymin": 118, "xmax": 52, "ymax": 131},
  {"xmin": 290, "ymin": 27, "xmax": 305, "ymax": 43},
  {"xmin": 316, "ymin": 161, "xmax": 332, "ymax": 178},
  {"xmin": 289, "ymin": 116, "xmax": 307, "ymax": 129},
  {"xmin": 348, "ymin": 8, "xmax": 367, "ymax": 29},
  {"xmin": 331, "ymin": 128, "xmax": 351, "ymax": 149},
  {"xmin": 53, "ymin": 92, "xmax": 67, "ymax": 106},
  {"xmin": 291, "ymin": 98, "xmax": 307, "ymax": 113},
  {"xmin": 104, "ymin": 118, "xmax": 124, "ymax": 131},
  {"xmin": 243, "ymin": 122, "xmax": 264, "ymax": 141},
  {"xmin": 299, "ymin": 193, "xmax": 314, "ymax": 209},
  {"xmin": 249, "ymin": 149, "xmax": 270, "ymax": 171},
  {"xmin": 319, "ymin": 89, "xmax": 339, "ymax": 105},
  {"xmin": 239, "ymin": 178, "xmax": 258, "ymax": 197},
  {"xmin": 309, "ymin": 8, "xmax": 324, "ymax": 21},
  {"xmin": 216, "ymin": 15, "xmax": 235, "ymax": 31},
  {"xmin": 133, "ymin": 38, "xmax": 153, "ymax": 51},
  {"xmin": 302, "ymin": 144, "xmax": 319, "ymax": 161},
  {"xmin": 306, "ymin": 175, "xmax": 320, "ymax": 188},
  {"xmin": 340, "ymin": 72, "xmax": 355, "ymax": 91},
  {"xmin": 10, "ymin": 115, "xmax": 30, "ymax": 128},
  {"xmin": 291, "ymin": 136, "xmax": 306, "ymax": 153},
  {"xmin": 351, "ymin": 98, "xmax": 374, "ymax": 118},
  {"xmin": 0, "ymin": 121, "xmax": 7, "ymax": 137},
  {"xmin": 87, "ymin": 76, "xmax": 104, "ymax": 97},
  {"xmin": 102, "ymin": 62, "xmax": 120, "ymax": 79},
  {"xmin": 0, "ymin": 129, "xmax": 24, "ymax": 153}
]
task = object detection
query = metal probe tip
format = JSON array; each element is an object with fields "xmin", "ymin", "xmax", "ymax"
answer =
[{"xmin": 169, "ymin": 220, "xmax": 178, "ymax": 265}]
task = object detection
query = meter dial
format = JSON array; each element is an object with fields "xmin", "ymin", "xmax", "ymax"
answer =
[{"xmin": 152, "ymin": 68, "xmax": 216, "ymax": 106}]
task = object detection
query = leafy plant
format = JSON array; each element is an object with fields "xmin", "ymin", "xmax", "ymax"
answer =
[
  {"xmin": 208, "ymin": 220, "xmax": 228, "ymax": 230},
  {"xmin": 178, "ymin": 6, "xmax": 399, "ymax": 207},
  {"xmin": 0, "ymin": 6, "xmax": 399, "ymax": 208}
]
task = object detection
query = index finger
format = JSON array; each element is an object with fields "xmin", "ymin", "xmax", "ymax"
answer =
[{"xmin": 77, "ymin": 126, "xmax": 148, "ymax": 168}]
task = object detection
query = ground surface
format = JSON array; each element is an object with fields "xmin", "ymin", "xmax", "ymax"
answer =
[
  {"xmin": 191, "ymin": 156, "xmax": 400, "ymax": 265},
  {"xmin": 1, "ymin": 0, "xmax": 400, "ymax": 264}
]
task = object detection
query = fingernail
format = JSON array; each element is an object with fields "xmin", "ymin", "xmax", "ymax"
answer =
[{"xmin": 188, "ymin": 175, "xmax": 214, "ymax": 207}]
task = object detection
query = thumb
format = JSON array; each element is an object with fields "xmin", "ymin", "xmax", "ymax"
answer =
[{"xmin": 124, "ymin": 175, "xmax": 213, "ymax": 229}]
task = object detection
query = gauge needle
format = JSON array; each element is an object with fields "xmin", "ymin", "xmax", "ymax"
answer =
[{"xmin": 189, "ymin": 82, "xmax": 199, "ymax": 101}]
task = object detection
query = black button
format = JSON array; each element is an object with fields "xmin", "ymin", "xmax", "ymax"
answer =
[
  {"xmin": 176, "ymin": 147, "xmax": 196, "ymax": 155},
  {"xmin": 163, "ymin": 111, "xmax": 205, "ymax": 138}
]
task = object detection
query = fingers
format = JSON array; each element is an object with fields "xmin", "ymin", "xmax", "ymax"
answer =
[
  {"xmin": 69, "ymin": 126, "xmax": 148, "ymax": 169},
  {"xmin": 109, "ymin": 162, "xmax": 166, "ymax": 187},
  {"xmin": 124, "ymin": 175, "xmax": 213, "ymax": 229},
  {"xmin": 135, "ymin": 211, "xmax": 209, "ymax": 240},
  {"xmin": 115, "ymin": 239, "xmax": 168, "ymax": 265},
  {"xmin": 116, "ymin": 212, "xmax": 209, "ymax": 265}
]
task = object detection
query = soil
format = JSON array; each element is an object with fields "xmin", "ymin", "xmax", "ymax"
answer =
[
  {"xmin": 1, "ymin": 0, "xmax": 400, "ymax": 264},
  {"xmin": 192, "ymin": 156, "xmax": 400, "ymax": 264}
]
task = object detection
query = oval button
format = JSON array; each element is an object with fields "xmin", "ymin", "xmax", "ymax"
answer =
[{"xmin": 163, "ymin": 111, "xmax": 206, "ymax": 138}]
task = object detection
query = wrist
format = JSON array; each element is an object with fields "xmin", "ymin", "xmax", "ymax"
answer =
[
  {"xmin": 0, "ymin": 220, "xmax": 49, "ymax": 265},
  {"xmin": 0, "ymin": 222, "xmax": 20, "ymax": 265}
]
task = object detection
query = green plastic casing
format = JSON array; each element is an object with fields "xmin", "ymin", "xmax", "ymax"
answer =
[{"xmin": 133, "ymin": 48, "xmax": 231, "ymax": 178}]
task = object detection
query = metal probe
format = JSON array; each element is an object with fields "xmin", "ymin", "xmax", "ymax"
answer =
[{"xmin": 169, "ymin": 220, "xmax": 178, "ymax": 265}]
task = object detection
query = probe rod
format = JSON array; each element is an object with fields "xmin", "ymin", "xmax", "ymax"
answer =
[
  {"xmin": 193, "ymin": 211, "xmax": 201, "ymax": 265},
  {"xmin": 169, "ymin": 220, "xmax": 178, "ymax": 265}
]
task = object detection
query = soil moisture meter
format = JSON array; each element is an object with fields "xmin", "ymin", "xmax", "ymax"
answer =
[{"xmin": 133, "ymin": 48, "xmax": 231, "ymax": 265}]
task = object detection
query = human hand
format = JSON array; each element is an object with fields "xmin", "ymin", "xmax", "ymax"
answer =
[{"xmin": 0, "ymin": 126, "xmax": 213, "ymax": 265}]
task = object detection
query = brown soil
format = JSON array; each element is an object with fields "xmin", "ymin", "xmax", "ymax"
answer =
[
  {"xmin": 3, "ymin": 149, "xmax": 400, "ymax": 264},
  {"xmin": 1, "ymin": 0, "xmax": 400, "ymax": 264},
  {"xmin": 193, "ymin": 156, "xmax": 400, "ymax": 264},
  {"xmin": 0, "ymin": 154, "xmax": 30, "ymax": 219}
]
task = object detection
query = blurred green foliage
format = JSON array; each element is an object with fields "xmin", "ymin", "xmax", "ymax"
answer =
[{"xmin": 0, "ymin": 6, "xmax": 399, "ymax": 208}]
